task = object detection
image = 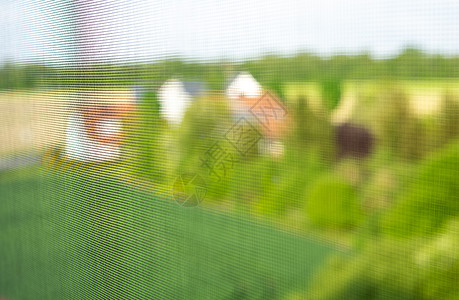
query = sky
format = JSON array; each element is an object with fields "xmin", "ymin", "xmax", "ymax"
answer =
[{"xmin": 1, "ymin": 0, "xmax": 459, "ymax": 64}]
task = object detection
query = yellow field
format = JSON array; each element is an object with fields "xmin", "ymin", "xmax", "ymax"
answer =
[
  {"xmin": 0, "ymin": 89, "xmax": 133, "ymax": 156},
  {"xmin": 284, "ymin": 80, "xmax": 459, "ymax": 123}
]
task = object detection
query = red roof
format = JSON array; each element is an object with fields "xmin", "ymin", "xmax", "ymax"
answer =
[
  {"xmin": 239, "ymin": 92, "xmax": 290, "ymax": 140},
  {"xmin": 79, "ymin": 100, "xmax": 134, "ymax": 146}
]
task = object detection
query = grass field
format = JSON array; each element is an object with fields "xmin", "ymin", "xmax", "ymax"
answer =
[{"xmin": 0, "ymin": 168, "xmax": 336, "ymax": 299}]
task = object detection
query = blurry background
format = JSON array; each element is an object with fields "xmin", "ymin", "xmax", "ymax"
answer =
[{"xmin": 1, "ymin": 0, "xmax": 459, "ymax": 299}]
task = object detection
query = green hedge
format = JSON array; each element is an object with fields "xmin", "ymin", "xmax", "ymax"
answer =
[
  {"xmin": 305, "ymin": 175, "xmax": 362, "ymax": 228},
  {"xmin": 128, "ymin": 91, "xmax": 165, "ymax": 182}
]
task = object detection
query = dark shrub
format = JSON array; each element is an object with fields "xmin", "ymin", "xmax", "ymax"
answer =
[{"xmin": 335, "ymin": 123, "xmax": 375, "ymax": 160}]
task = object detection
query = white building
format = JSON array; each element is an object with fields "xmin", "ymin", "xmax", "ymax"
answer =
[
  {"xmin": 225, "ymin": 72, "xmax": 262, "ymax": 101},
  {"xmin": 64, "ymin": 92, "xmax": 134, "ymax": 162},
  {"xmin": 225, "ymin": 72, "xmax": 263, "ymax": 120},
  {"xmin": 225, "ymin": 72, "xmax": 288, "ymax": 158},
  {"xmin": 158, "ymin": 78, "xmax": 207, "ymax": 125}
]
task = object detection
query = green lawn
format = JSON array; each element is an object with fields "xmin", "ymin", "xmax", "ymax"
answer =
[{"xmin": 0, "ymin": 169, "xmax": 336, "ymax": 299}]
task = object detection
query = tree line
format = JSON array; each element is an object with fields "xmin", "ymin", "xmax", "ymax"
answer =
[{"xmin": 2, "ymin": 47, "xmax": 459, "ymax": 90}]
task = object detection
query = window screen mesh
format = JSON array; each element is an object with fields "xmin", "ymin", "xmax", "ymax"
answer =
[{"xmin": 1, "ymin": 1, "xmax": 459, "ymax": 299}]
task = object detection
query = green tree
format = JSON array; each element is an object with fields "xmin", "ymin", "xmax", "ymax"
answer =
[
  {"xmin": 130, "ymin": 91, "xmax": 164, "ymax": 182},
  {"xmin": 291, "ymin": 96, "xmax": 335, "ymax": 162},
  {"xmin": 176, "ymin": 96, "xmax": 232, "ymax": 176},
  {"xmin": 319, "ymin": 77, "xmax": 342, "ymax": 111}
]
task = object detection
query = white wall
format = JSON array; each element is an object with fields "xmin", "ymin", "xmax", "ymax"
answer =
[
  {"xmin": 158, "ymin": 78, "xmax": 192, "ymax": 125},
  {"xmin": 226, "ymin": 72, "xmax": 262, "ymax": 121},
  {"xmin": 226, "ymin": 72, "xmax": 262, "ymax": 101},
  {"xmin": 64, "ymin": 112, "xmax": 121, "ymax": 162}
]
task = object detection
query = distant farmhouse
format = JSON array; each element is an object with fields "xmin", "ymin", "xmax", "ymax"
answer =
[
  {"xmin": 225, "ymin": 72, "xmax": 288, "ymax": 158},
  {"xmin": 64, "ymin": 91, "xmax": 135, "ymax": 162},
  {"xmin": 225, "ymin": 72, "xmax": 263, "ymax": 120},
  {"xmin": 158, "ymin": 78, "xmax": 207, "ymax": 125},
  {"xmin": 225, "ymin": 71, "xmax": 262, "ymax": 100}
]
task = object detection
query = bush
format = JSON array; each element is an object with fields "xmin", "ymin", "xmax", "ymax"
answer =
[
  {"xmin": 128, "ymin": 91, "xmax": 165, "ymax": 182},
  {"xmin": 254, "ymin": 148, "xmax": 326, "ymax": 216},
  {"xmin": 305, "ymin": 175, "xmax": 362, "ymax": 228},
  {"xmin": 381, "ymin": 140, "xmax": 459, "ymax": 237},
  {"xmin": 294, "ymin": 219, "xmax": 459, "ymax": 300},
  {"xmin": 175, "ymin": 95, "xmax": 232, "ymax": 176},
  {"xmin": 224, "ymin": 156, "xmax": 276, "ymax": 211},
  {"xmin": 291, "ymin": 96, "xmax": 335, "ymax": 163}
]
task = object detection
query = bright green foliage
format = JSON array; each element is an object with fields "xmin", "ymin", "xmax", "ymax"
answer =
[
  {"xmin": 300, "ymin": 241, "xmax": 422, "ymax": 300},
  {"xmin": 254, "ymin": 148, "xmax": 326, "ymax": 216},
  {"xmin": 300, "ymin": 219, "xmax": 459, "ymax": 300},
  {"xmin": 129, "ymin": 91, "xmax": 164, "ymax": 182},
  {"xmin": 265, "ymin": 76, "xmax": 285, "ymax": 100},
  {"xmin": 203, "ymin": 138, "xmax": 262, "ymax": 205},
  {"xmin": 415, "ymin": 219, "xmax": 459, "ymax": 300},
  {"xmin": 381, "ymin": 140, "xmax": 459, "ymax": 237},
  {"xmin": 176, "ymin": 96, "xmax": 232, "ymax": 176},
  {"xmin": 305, "ymin": 175, "xmax": 362, "ymax": 228},
  {"xmin": 224, "ymin": 156, "xmax": 276, "ymax": 210},
  {"xmin": 319, "ymin": 77, "xmax": 342, "ymax": 111}
]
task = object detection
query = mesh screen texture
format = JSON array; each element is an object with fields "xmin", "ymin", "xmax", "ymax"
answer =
[{"xmin": 1, "ymin": 1, "xmax": 459, "ymax": 299}]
